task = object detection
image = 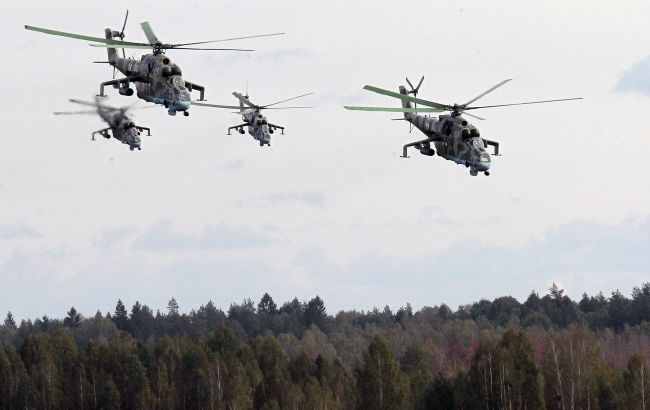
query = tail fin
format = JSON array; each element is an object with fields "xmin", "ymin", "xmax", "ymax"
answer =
[
  {"xmin": 399, "ymin": 85, "xmax": 412, "ymax": 119},
  {"xmin": 239, "ymin": 94, "xmax": 245, "ymax": 113},
  {"xmin": 104, "ymin": 28, "xmax": 118, "ymax": 64}
]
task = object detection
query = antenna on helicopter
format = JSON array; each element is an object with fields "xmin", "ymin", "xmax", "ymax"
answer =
[{"xmin": 405, "ymin": 76, "xmax": 424, "ymax": 132}]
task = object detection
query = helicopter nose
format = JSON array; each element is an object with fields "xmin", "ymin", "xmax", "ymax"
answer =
[{"xmin": 175, "ymin": 100, "xmax": 191, "ymax": 112}]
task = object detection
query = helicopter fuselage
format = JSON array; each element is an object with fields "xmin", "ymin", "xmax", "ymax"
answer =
[
  {"xmin": 103, "ymin": 29, "xmax": 203, "ymax": 116},
  {"xmin": 242, "ymin": 111, "xmax": 272, "ymax": 146},
  {"xmin": 400, "ymin": 86, "xmax": 498, "ymax": 176},
  {"xmin": 94, "ymin": 106, "xmax": 142, "ymax": 150}
]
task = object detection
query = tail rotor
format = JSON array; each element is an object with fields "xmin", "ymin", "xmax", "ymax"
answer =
[
  {"xmin": 405, "ymin": 76, "xmax": 424, "ymax": 132},
  {"xmin": 110, "ymin": 10, "xmax": 129, "ymax": 78}
]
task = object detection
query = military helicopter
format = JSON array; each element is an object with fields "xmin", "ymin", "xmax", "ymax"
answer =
[
  {"xmin": 25, "ymin": 11, "xmax": 284, "ymax": 116},
  {"xmin": 54, "ymin": 98, "xmax": 150, "ymax": 151},
  {"xmin": 192, "ymin": 91, "xmax": 313, "ymax": 146},
  {"xmin": 345, "ymin": 78, "xmax": 581, "ymax": 175}
]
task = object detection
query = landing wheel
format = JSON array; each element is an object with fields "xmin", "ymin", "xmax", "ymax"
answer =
[
  {"xmin": 259, "ymin": 142, "xmax": 264, "ymax": 147},
  {"xmin": 484, "ymin": 171, "xmax": 490, "ymax": 176},
  {"xmin": 183, "ymin": 111, "xmax": 189, "ymax": 117},
  {"xmin": 130, "ymin": 146, "xmax": 134, "ymax": 151}
]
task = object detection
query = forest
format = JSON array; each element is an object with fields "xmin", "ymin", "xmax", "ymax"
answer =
[{"xmin": 0, "ymin": 282, "xmax": 649, "ymax": 409}]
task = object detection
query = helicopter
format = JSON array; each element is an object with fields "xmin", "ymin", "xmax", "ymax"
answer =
[
  {"xmin": 344, "ymin": 77, "xmax": 581, "ymax": 175},
  {"xmin": 25, "ymin": 11, "xmax": 284, "ymax": 116},
  {"xmin": 54, "ymin": 98, "xmax": 150, "ymax": 151},
  {"xmin": 192, "ymin": 91, "xmax": 313, "ymax": 146}
]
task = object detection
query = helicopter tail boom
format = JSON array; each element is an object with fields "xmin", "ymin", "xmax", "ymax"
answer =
[
  {"xmin": 398, "ymin": 85, "xmax": 414, "ymax": 120},
  {"xmin": 104, "ymin": 28, "xmax": 119, "ymax": 65}
]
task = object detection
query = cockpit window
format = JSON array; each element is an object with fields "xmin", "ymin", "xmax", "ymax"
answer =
[
  {"xmin": 179, "ymin": 90, "xmax": 191, "ymax": 101},
  {"xmin": 472, "ymin": 138, "xmax": 484, "ymax": 150},
  {"xmin": 170, "ymin": 76, "xmax": 185, "ymax": 88}
]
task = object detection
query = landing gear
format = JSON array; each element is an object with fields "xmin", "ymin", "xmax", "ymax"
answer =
[
  {"xmin": 484, "ymin": 171, "xmax": 490, "ymax": 176},
  {"xmin": 183, "ymin": 111, "xmax": 189, "ymax": 117}
]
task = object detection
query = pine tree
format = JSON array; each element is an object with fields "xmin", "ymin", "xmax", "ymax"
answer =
[
  {"xmin": 113, "ymin": 300, "xmax": 129, "ymax": 331},
  {"xmin": 258, "ymin": 293, "xmax": 278, "ymax": 315},
  {"xmin": 63, "ymin": 307, "xmax": 81, "ymax": 328},
  {"xmin": 550, "ymin": 282, "xmax": 565, "ymax": 299},
  {"xmin": 3, "ymin": 311, "xmax": 16, "ymax": 329},
  {"xmin": 167, "ymin": 297, "xmax": 179, "ymax": 316},
  {"xmin": 304, "ymin": 296, "xmax": 327, "ymax": 329}
]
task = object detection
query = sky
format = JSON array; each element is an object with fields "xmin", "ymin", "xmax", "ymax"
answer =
[{"xmin": 1, "ymin": 0, "xmax": 650, "ymax": 320}]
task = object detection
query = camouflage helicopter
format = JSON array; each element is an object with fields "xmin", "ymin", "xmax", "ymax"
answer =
[
  {"xmin": 25, "ymin": 11, "xmax": 284, "ymax": 116},
  {"xmin": 54, "ymin": 98, "xmax": 150, "ymax": 151},
  {"xmin": 345, "ymin": 77, "xmax": 581, "ymax": 175},
  {"xmin": 193, "ymin": 91, "xmax": 313, "ymax": 146}
]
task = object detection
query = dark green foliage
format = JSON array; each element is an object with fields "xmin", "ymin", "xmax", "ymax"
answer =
[
  {"xmin": 63, "ymin": 306, "xmax": 81, "ymax": 328},
  {"xmin": 3, "ymin": 312, "xmax": 16, "ymax": 329},
  {"xmin": 112, "ymin": 300, "xmax": 129, "ymax": 331},
  {"xmin": 304, "ymin": 295, "xmax": 327, "ymax": 329},
  {"xmin": 1, "ymin": 285, "xmax": 649, "ymax": 408},
  {"xmin": 258, "ymin": 293, "xmax": 278, "ymax": 315},
  {"xmin": 355, "ymin": 334, "xmax": 410, "ymax": 410}
]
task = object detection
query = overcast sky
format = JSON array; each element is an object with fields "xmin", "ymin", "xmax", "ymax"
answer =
[{"xmin": 2, "ymin": 0, "xmax": 650, "ymax": 320}]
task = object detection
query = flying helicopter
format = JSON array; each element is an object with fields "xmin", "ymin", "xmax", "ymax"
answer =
[
  {"xmin": 25, "ymin": 11, "xmax": 284, "ymax": 116},
  {"xmin": 344, "ymin": 77, "xmax": 581, "ymax": 175},
  {"xmin": 192, "ymin": 91, "xmax": 313, "ymax": 146},
  {"xmin": 54, "ymin": 98, "xmax": 150, "ymax": 151}
]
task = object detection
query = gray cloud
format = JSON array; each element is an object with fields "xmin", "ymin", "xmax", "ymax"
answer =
[
  {"xmin": 134, "ymin": 220, "xmax": 276, "ymax": 252},
  {"xmin": 616, "ymin": 55, "xmax": 650, "ymax": 95},
  {"xmin": 94, "ymin": 227, "xmax": 136, "ymax": 248},
  {"xmin": 0, "ymin": 224, "xmax": 40, "ymax": 240},
  {"xmin": 298, "ymin": 217, "xmax": 650, "ymax": 307},
  {"xmin": 266, "ymin": 191, "xmax": 326, "ymax": 207}
]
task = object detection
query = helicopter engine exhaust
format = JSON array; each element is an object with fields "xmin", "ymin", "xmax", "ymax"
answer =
[{"xmin": 119, "ymin": 87, "xmax": 134, "ymax": 96}]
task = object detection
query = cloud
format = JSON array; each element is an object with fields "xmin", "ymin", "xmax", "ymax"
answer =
[
  {"xmin": 266, "ymin": 191, "xmax": 326, "ymax": 207},
  {"xmin": 94, "ymin": 227, "xmax": 136, "ymax": 248},
  {"xmin": 296, "ymin": 217, "xmax": 650, "ymax": 307},
  {"xmin": 615, "ymin": 55, "xmax": 650, "ymax": 95},
  {"xmin": 0, "ymin": 224, "xmax": 40, "ymax": 240},
  {"xmin": 134, "ymin": 220, "xmax": 276, "ymax": 252}
]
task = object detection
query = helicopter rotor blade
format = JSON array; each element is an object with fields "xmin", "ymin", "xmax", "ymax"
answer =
[
  {"xmin": 120, "ymin": 10, "xmax": 129, "ymax": 37},
  {"xmin": 53, "ymin": 110, "xmax": 97, "ymax": 115},
  {"xmin": 461, "ymin": 111, "xmax": 486, "ymax": 121},
  {"xmin": 169, "ymin": 47, "xmax": 254, "ymax": 51},
  {"xmin": 191, "ymin": 102, "xmax": 242, "ymax": 109},
  {"xmin": 140, "ymin": 21, "xmax": 159, "ymax": 44},
  {"xmin": 406, "ymin": 77, "xmax": 415, "ymax": 91},
  {"xmin": 343, "ymin": 106, "xmax": 443, "ymax": 113},
  {"xmin": 261, "ymin": 92, "xmax": 314, "ymax": 108},
  {"xmin": 463, "ymin": 79, "xmax": 512, "ymax": 106},
  {"xmin": 415, "ymin": 76, "xmax": 424, "ymax": 92},
  {"xmin": 68, "ymin": 99, "xmax": 98, "ymax": 107},
  {"xmin": 25, "ymin": 25, "xmax": 145, "ymax": 46},
  {"xmin": 89, "ymin": 44, "xmax": 154, "ymax": 49},
  {"xmin": 232, "ymin": 92, "xmax": 256, "ymax": 108},
  {"xmin": 363, "ymin": 85, "xmax": 450, "ymax": 110},
  {"xmin": 465, "ymin": 97, "xmax": 583, "ymax": 111},
  {"xmin": 262, "ymin": 106, "xmax": 314, "ymax": 110},
  {"xmin": 173, "ymin": 32, "xmax": 285, "ymax": 47}
]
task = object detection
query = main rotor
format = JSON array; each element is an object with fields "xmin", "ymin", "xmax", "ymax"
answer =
[
  {"xmin": 25, "ymin": 13, "xmax": 286, "ymax": 56},
  {"xmin": 345, "ymin": 78, "xmax": 582, "ymax": 121}
]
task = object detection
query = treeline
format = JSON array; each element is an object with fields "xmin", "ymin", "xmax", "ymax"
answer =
[{"xmin": 0, "ymin": 283, "xmax": 648, "ymax": 409}]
